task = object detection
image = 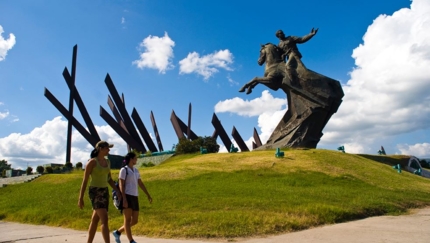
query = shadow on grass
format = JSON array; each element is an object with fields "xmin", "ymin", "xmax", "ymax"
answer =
[{"xmin": 356, "ymin": 154, "xmax": 410, "ymax": 167}]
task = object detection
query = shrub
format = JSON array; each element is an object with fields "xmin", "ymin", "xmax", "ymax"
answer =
[
  {"xmin": 175, "ymin": 138, "xmax": 197, "ymax": 154},
  {"xmin": 142, "ymin": 162, "xmax": 155, "ymax": 167},
  {"xmin": 145, "ymin": 150, "xmax": 152, "ymax": 157},
  {"xmin": 36, "ymin": 166, "xmax": 44, "ymax": 174},
  {"xmin": 53, "ymin": 166, "xmax": 63, "ymax": 173},
  {"xmin": 76, "ymin": 162, "xmax": 83, "ymax": 170},
  {"xmin": 200, "ymin": 136, "xmax": 220, "ymax": 153},
  {"xmin": 65, "ymin": 161, "xmax": 73, "ymax": 169},
  {"xmin": 46, "ymin": 166, "xmax": 53, "ymax": 174},
  {"xmin": 175, "ymin": 136, "xmax": 220, "ymax": 154},
  {"xmin": 26, "ymin": 167, "xmax": 33, "ymax": 175},
  {"xmin": 131, "ymin": 149, "xmax": 143, "ymax": 158}
]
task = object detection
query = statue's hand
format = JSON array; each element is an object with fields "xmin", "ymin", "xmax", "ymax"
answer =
[{"xmin": 311, "ymin": 28, "xmax": 319, "ymax": 35}]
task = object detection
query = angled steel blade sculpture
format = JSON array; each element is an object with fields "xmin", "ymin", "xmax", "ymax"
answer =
[
  {"xmin": 211, "ymin": 113, "xmax": 232, "ymax": 152},
  {"xmin": 63, "ymin": 68, "xmax": 100, "ymax": 142},
  {"xmin": 131, "ymin": 108, "xmax": 158, "ymax": 152},
  {"xmin": 170, "ymin": 110, "xmax": 199, "ymax": 140},
  {"xmin": 44, "ymin": 88, "xmax": 99, "ymax": 146},
  {"xmin": 253, "ymin": 127, "xmax": 262, "ymax": 148},
  {"xmin": 44, "ymin": 45, "xmax": 101, "ymax": 163},
  {"xmin": 232, "ymin": 126, "xmax": 249, "ymax": 152},
  {"xmin": 150, "ymin": 111, "xmax": 164, "ymax": 152},
  {"xmin": 104, "ymin": 74, "xmax": 146, "ymax": 151},
  {"xmin": 187, "ymin": 103, "xmax": 192, "ymax": 139},
  {"xmin": 65, "ymin": 45, "xmax": 77, "ymax": 163},
  {"xmin": 107, "ymin": 95, "xmax": 128, "ymax": 133},
  {"xmin": 100, "ymin": 106, "xmax": 146, "ymax": 152}
]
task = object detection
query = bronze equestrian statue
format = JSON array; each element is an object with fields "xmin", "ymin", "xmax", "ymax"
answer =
[{"xmin": 239, "ymin": 29, "xmax": 344, "ymax": 149}]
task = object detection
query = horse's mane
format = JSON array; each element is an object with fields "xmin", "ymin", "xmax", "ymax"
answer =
[
  {"xmin": 263, "ymin": 42, "xmax": 275, "ymax": 47},
  {"xmin": 263, "ymin": 43, "xmax": 281, "ymax": 53}
]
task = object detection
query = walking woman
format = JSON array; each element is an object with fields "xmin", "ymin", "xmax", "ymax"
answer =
[
  {"xmin": 78, "ymin": 140, "xmax": 122, "ymax": 243},
  {"xmin": 113, "ymin": 152, "xmax": 152, "ymax": 243}
]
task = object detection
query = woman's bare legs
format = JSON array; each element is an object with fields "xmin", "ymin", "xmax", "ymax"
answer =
[
  {"xmin": 87, "ymin": 211, "xmax": 99, "ymax": 243},
  {"xmin": 116, "ymin": 209, "xmax": 139, "ymax": 241},
  {"xmin": 87, "ymin": 208, "xmax": 110, "ymax": 243}
]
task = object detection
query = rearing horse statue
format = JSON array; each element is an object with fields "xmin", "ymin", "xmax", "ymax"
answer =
[
  {"xmin": 239, "ymin": 43, "xmax": 284, "ymax": 95},
  {"xmin": 239, "ymin": 43, "xmax": 344, "ymax": 149}
]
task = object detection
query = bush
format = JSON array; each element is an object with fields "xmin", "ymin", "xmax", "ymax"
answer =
[
  {"xmin": 46, "ymin": 166, "xmax": 53, "ymax": 174},
  {"xmin": 131, "ymin": 149, "xmax": 143, "ymax": 158},
  {"xmin": 142, "ymin": 162, "xmax": 155, "ymax": 167},
  {"xmin": 65, "ymin": 161, "xmax": 73, "ymax": 169},
  {"xmin": 145, "ymin": 150, "xmax": 152, "ymax": 157},
  {"xmin": 175, "ymin": 138, "xmax": 198, "ymax": 154},
  {"xmin": 76, "ymin": 162, "xmax": 83, "ymax": 170},
  {"xmin": 175, "ymin": 136, "xmax": 220, "ymax": 154},
  {"xmin": 36, "ymin": 166, "xmax": 44, "ymax": 174},
  {"xmin": 26, "ymin": 167, "xmax": 33, "ymax": 175},
  {"xmin": 200, "ymin": 136, "xmax": 220, "ymax": 153},
  {"xmin": 52, "ymin": 166, "xmax": 63, "ymax": 173}
]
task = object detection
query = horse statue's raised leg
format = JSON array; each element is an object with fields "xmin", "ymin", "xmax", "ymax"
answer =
[
  {"xmin": 239, "ymin": 77, "xmax": 259, "ymax": 94},
  {"xmin": 239, "ymin": 76, "xmax": 281, "ymax": 94}
]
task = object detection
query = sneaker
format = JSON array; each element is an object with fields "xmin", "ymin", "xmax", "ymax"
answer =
[
  {"xmin": 112, "ymin": 230, "xmax": 121, "ymax": 243},
  {"xmin": 130, "ymin": 240, "xmax": 137, "ymax": 243}
]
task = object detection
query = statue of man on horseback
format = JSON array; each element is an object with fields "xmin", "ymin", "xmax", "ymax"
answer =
[
  {"xmin": 276, "ymin": 28, "xmax": 318, "ymax": 85},
  {"xmin": 239, "ymin": 28, "xmax": 344, "ymax": 149}
]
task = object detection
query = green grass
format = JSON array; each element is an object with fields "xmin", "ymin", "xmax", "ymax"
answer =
[{"xmin": 1, "ymin": 149, "xmax": 430, "ymax": 239}]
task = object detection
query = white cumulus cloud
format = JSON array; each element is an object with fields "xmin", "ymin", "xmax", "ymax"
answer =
[
  {"xmin": 132, "ymin": 32, "xmax": 175, "ymax": 73},
  {"xmin": 0, "ymin": 25, "xmax": 16, "ymax": 61},
  {"xmin": 214, "ymin": 90, "xmax": 285, "ymax": 117},
  {"xmin": 0, "ymin": 117, "xmax": 128, "ymax": 169},
  {"xmin": 213, "ymin": 0, "xmax": 430, "ymax": 157},
  {"xmin": 0, "ymin": 110, "xmax": 9, "ymax": 120},
  {"xmin": 321, "ymin": 0, "xmax": 430, "ymax": 152},
  {"xmin": 179, "ymin": 49, "xmax": 233, "ymax": 80},
  {"xmin": 397, "ymin": 143, "xmax": 430, "ymax": 157},
  {"xmin": 215, "ymin": 90, "xmax": 287, "ymax": 148}
]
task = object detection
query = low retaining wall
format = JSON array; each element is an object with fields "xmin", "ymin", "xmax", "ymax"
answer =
[{"xmin": 137, "ymin": 154, "xmax": 175, "ymax": 167}]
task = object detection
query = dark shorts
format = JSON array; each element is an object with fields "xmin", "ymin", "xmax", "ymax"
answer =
[
  {"xmin": 125, "ymin": 194, "xmax": 139, "ymax": 211},
  {"xmin": 89, "ymin": 186, "xmax": 109, "ymax": 210}
]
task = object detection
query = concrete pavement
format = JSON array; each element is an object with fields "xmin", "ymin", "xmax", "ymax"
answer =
[{"xmin": 1, "ymin": 207, "xmax": 430, "ymax": 243}]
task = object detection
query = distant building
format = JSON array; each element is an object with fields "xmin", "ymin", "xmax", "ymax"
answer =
[
  {"xmin": 5, "ymin": 169, "xmax": 26, "ymax": 178},
  {"xmin": 42, "ymin": 163, "xmax": 64, "ymax": 168}
]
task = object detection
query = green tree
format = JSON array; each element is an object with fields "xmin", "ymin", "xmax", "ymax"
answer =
[
  {"xmin": 76, "ymin": 162, "xmax": 83, "ymax": 170},
  {"xmin": 420, "ymin": 159, "xmax": 430, "ymax": 169},
  {"xmin": 65, "ymin": 161, "xmax": 73, "ymax": 170},
  {"xmin": 200, "ymin": 136, "xmax": 220, "ymax": 153},
  {"xmin": 0, "ymin": 159, "xmax": 11, "ymax": 175},
  {"xmin": 131, "ymin": 149, "xmax": 142, "ymax": 158},
  {"xmin": 26, "ymin": 166, "xmax": 33, "ymax": 175},
  {"xmin": 175, "ymin": 136, "xmax": 220, "ymax": 154},
  {"xmin": 36, "ymin": 166, "xmax": 44, "ymax": 174},
  {"xmin": 175, "ymin": 138, "xmax": 198, "ymax": 154},
  {"xmin": 46, "ymin": 166, "xmax": 53, "ymax": 173}
]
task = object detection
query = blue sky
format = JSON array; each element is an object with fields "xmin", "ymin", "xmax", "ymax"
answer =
[{"xmin": 1, "ymin": 0, "xmax": 430, "ymax": 169}]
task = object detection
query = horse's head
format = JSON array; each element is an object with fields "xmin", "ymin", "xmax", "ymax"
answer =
[
  {"xmin": 258, "ymin": 43, "xmax": 282, "ymax": 66},
  {"xmin": 257, "ymin": 44, "xmax": 267, "ymax": 66}
]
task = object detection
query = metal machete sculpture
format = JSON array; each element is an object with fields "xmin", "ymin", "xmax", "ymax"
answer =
[{"xmin": 239, "ymin": 28, "xmax": 344, "ymax": 149}]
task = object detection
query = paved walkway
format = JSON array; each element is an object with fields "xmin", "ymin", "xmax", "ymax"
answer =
[{"xmin": 1, "ymin": 207, "xmax": 430, "ymax": 243}]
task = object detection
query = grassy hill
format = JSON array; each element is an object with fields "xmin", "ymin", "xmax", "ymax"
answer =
[{"xmin": 1, "ymin": 149, "xmax": 430, "ymax": 239}]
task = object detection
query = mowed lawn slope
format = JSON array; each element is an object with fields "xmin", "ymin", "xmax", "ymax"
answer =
[{"xmin": 1, "ymin": 149, "xmax": 430, "ymax": 239}]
